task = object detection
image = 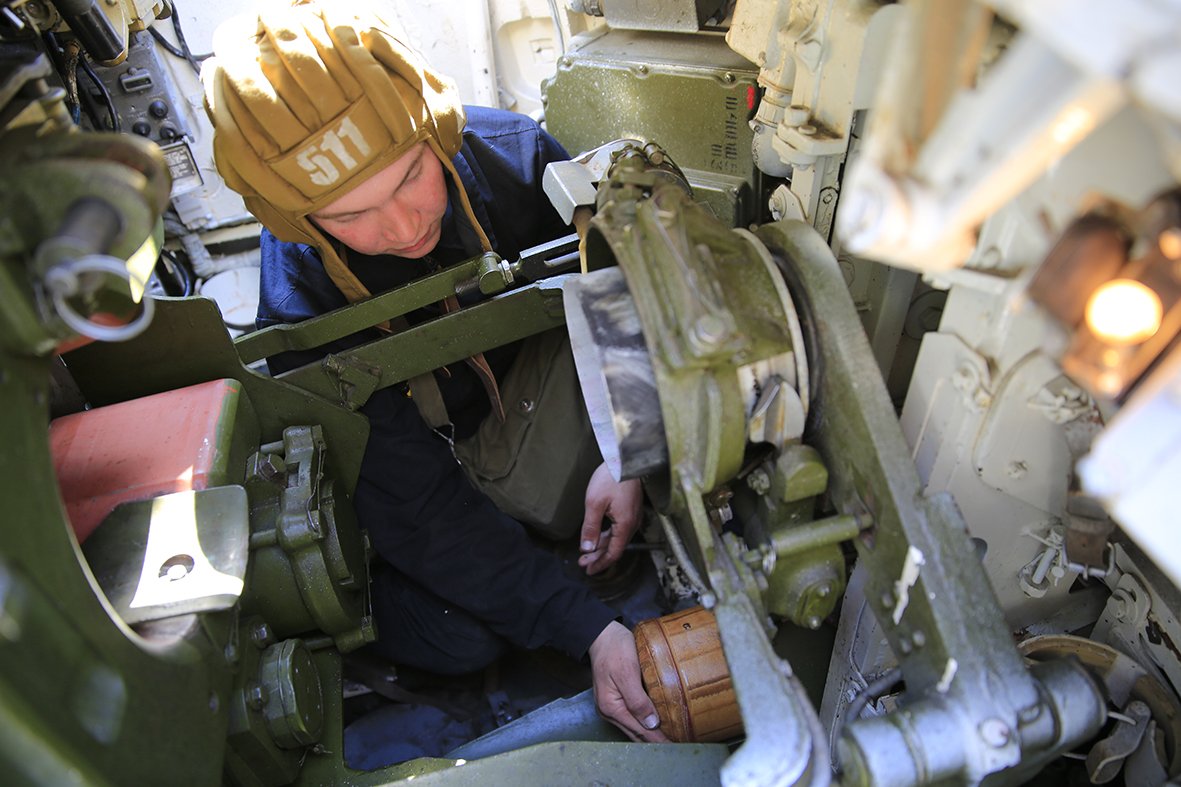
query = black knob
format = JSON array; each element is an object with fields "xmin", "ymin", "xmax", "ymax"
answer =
[
  {"xmin": 148, "ymin": 99, "xmax": 169, "ymax": 119},
  {"xmin": 159, "ymin": 124, "xmax": 178, "ymax": 141},
  {"xmin": 131, "ymin": 120, "xmax": 152, "ymax": 136}
]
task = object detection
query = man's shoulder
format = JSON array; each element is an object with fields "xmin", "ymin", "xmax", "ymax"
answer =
[
  {"xmin": 462, "ymin": 105, "xmax": 545, "ymax": 141},
  {"xmin": 258, "ymin": 229, "xmax": 342, "ymax": 323},
  {"xmin": 261, "ymin": 229, "xmax": 315, "ymax": 263},
  {"xmin": 458, "ymin": 106, "xmax": 569, "ymax": 180}
]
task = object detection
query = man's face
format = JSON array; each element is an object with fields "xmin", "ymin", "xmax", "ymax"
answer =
[{"xmin": 310, "ymin": 142, "xmax": 447, "ymax": 258}]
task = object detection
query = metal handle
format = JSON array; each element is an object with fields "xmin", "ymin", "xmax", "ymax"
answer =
[{"xmin": 47, "ymin": 254, "xmax": 155, "ymax": 343}]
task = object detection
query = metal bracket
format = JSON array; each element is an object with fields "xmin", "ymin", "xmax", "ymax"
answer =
[{"xmin": 322, "ymin": 353, "xmax": 381, "ymax": 411}]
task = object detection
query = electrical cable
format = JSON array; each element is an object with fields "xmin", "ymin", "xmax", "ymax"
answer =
[
  {"xmin": 159, "ymin": 248, "xmax": 196, "ymax": 297},
  {"xmin": 76, "ymin": 53, "xmax": 120, "ymax": 131},
  {"xmin": 148, "ymin": 26, "xmax": 187, "ymax": 59},
  {"xmin": 843, "ymin": 667, "xmax": 903, "ymax": 726},
  {"xmin": 545, "ymin": 0, "xmax": 567, "ymax": 57},
  {"xmin": 149, "ymin": 23, "xmax": 198, "ymax": 74},
  {"xmin": 41, "ymin": 31, "xmax": 83, "ymax": 125},
  {"xmin": 148, "ymin": 1, "xmax": 210, "ymax": 75},
  {"xmin": 171, "ymin": 6, "xmax": 210, "ymax": 60}
]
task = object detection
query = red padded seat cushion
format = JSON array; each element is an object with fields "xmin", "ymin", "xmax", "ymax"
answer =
[{"xmin": 49, "ymin": 378, "xmax": 243, "ymax": 543}]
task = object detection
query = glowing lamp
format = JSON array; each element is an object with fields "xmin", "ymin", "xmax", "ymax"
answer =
[{"xmin": 1085, "ymin": 279, "xmax": 1162, "ymax": 345}]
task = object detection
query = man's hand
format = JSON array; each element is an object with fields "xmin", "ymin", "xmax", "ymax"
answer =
[
  {"xmin": 588, "ymin": 621, "xmax": 668, "ymax": 743},
  {"xmin": 579, "ymin": 462, "xmax": 643, "ymax": 575}
]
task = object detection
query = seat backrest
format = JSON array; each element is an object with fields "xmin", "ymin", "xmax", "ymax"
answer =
[{"xmin": 49, "ymin": 378, "xmax": 252, "ymax": 543}]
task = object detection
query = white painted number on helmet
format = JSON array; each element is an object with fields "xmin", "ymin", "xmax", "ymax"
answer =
[{"xmin": 296, "ymin": 116, "xmax": 373, "ymax": 187}]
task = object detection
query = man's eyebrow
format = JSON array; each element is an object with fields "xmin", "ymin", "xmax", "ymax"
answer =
[
  {"xmin": 391, "ymin": 145, "xmax": 425, "ymax": 190},
  {"xmin": 313, "ymin": 207, "xmax": 361, "ymax": 221}
]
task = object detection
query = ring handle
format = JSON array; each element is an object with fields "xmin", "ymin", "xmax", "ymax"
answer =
[{"xmin": 47, "ymin": 254, "xmax": 155, "ymax": 343}]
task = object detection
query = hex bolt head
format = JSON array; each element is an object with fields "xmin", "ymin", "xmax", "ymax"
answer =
[
  {"xmin": 746, "ymin": 469, "xmax": 771, "ymax": 495},
  {"xmin": 979, "ymin": 718, "xmax": 1011, "ymax": 748},
  {"xmin": 250, "ymin": 621, "xmax": 273, "ymax": 648},
  {"xmin": 692, "ymin": 315, "xmax": 728, "ymax": 350},
  {"xmin": 246, "ymin": 682, "xmax": 265, "ymax": 711}
]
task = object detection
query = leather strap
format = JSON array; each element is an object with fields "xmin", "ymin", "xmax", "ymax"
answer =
[
  {"xmin": 346, "ymin": 244, "xmax": 506, "ymax": 426},
  {"xmin": 441, "ymin": 293, "xmax": 506, "ymax": 423},
  {"xmin": 387, "ymin": 314, "xmax": 451, "ymax": 430}
]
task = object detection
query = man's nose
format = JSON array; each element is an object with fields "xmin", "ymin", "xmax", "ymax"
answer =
[{"xmin": 379, "ymin": 202, "xmax": 417, "ymax": 244}]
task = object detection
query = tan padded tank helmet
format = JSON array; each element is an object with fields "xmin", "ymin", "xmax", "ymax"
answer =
[{"xmin": 201, "ymin": 0, "xmax": 491, "ymax": 303}]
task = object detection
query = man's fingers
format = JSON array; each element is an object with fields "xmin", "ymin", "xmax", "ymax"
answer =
[
  {"xmin": 604, "ymin": 529, "xmax": 628, "ymax": 565},
  {"xmin": 617, "ymin": 660, "xmax": 659, "ymax": 726},
  {"xmin": 578, "ymin": 526, "xmax": 617, "ymax": 573},
  {"xmin": 600, "ymin": 693, "xmax": 665, "ymax": 743},
  {"xmin": 580, "ymin": 467, "xmax": 614, "ymax": 553},
  {"xmin": 580, "ymin": 502, "xmax": 606, "ymax": 553}
]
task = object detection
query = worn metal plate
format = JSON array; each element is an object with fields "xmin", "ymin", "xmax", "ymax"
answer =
[
  {"xmin": 544, "ymin": 28, "xmax": 760, "ymax": 226},
  {"xmin": 82, "ymin": 486, "xmax": 249, "ymax": 624}
]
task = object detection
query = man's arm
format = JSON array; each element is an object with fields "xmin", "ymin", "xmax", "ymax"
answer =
[{"xmin": 355, "ymin": 386, "xmax": 619, "ymax": 659}]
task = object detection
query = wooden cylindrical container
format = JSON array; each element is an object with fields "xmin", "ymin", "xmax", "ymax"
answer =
[{"xmin": 633, "ymin": 606, "xmax": 743, "ymax": 742}]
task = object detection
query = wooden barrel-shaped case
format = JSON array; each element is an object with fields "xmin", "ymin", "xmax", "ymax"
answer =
[{"xmin": 633, "ymin": 606, "xmax": 743, "ymax": 742}]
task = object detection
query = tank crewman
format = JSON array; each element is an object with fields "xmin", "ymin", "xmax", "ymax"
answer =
[{"xmin": 201, "ymin": 0, "xmax": 666, "ymax": 742}]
